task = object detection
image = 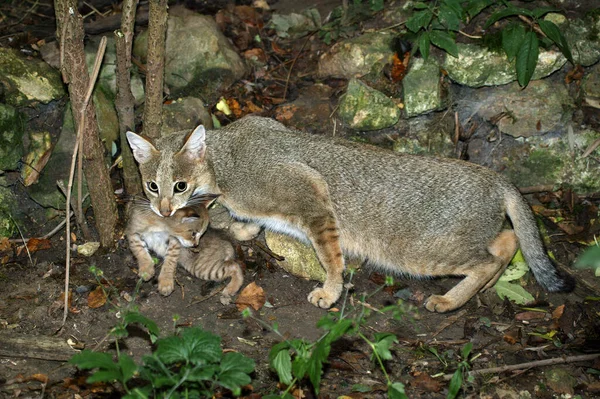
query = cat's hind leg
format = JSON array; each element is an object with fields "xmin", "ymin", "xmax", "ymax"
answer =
[
  {"xmin": 425, "ymin": 230, "xmax": 518, "ymax": 313},
  {"xmin": 218, "ymin": 260, "xmax": 244, "ymax": 305}
]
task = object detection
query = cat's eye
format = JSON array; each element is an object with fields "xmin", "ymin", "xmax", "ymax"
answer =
[
  {"xmin": 174, "ymin": 181, "xmax": 188, "ymax": 193},
  {"xmin": 147, "ymin": 181, "xmax": 159, "ymax": 193}
]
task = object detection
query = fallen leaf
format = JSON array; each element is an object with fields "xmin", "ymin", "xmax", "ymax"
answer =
[
  {"xmin": 0, "ymin": 237, "xmax": 11, "ymax": 252},
  {"xmin": 24, "ymin": 238, "xmax": 51, "ymax": 253},
  {"xmin": 503, "ymin": 329, "xmax": 520, "ymax": 345},
  {"xmin": 243, "ymin": 48, "xmax": 267, "ymax": 63},
  {"xmin": 552, "ymin": 304, "xmax": 565, "ymax": 321},
  {"xmin": 515, "ymin": 311, "xmax": 547, "ymax": 321},
  {"xmin": 412, "ymin": 372, "xmax": 443, "ymax": 393},
  {"xmin": 227, "ymin": 98, "xmax": 243, "ymax": 118},
  {"xmin": 87, "ymin": 286, "xmax": 107, "ymax": 309},
  {"xmin": 235, "ymin": 282, "xmax": 266, "ymax": 311},
  {"xmin": 27, "ymin": 374, "xmax": 49, "ymax": 384}
]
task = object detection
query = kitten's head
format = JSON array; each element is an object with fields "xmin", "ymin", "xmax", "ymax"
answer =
[
  {"xmin": 126, "ymin": 125, "xmax": 216, "ymax": 217},
  {"xmin": 170, "ymin": 205, "xmax": 210, "ymax": 247}
]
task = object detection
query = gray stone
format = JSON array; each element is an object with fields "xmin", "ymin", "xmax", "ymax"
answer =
[
  {"xmin": 338, "ymin": 78, "xmax": 400, "ymax": 131},
  {"xmin": 393, "ymin": 116, "xmax": 455, "ymax": 157},
  {"xmin": 265, "ymin": 230, "xmax": 326, "ymax": 283},
  {"xmin": 468, "ymin": 80, "xmax": 572, "ymax": 138},
  {"xmin": 443, "ymin": 43, "xmax": 566, "ymax": 88},
  {"xmin": 402, "ymin": 58, "xmax": 444, "ymax": 117},
  {"xmin": 85, "ymin": 36, "xmax": 145, "ymax": 105},
  {"xmin": 133, "ymin": 7, "xmax": 247, "ymax": 100},
  {"xmin": 317, "ymin": 32, "xmax": 395, "ymax": 79},
  {"xmin": 0, "ymin": 48, "xmax": 65, "ymax": 106},
  {"xmin": 161, "ymin": 97, "xmax": 213, "ymax": 133},
  {"xmin": 582, "ymin": 62, "xmax": 600, "ymax": 102},
  {"xmin": 270, "ymin": 8, "xmax": 321, "ymax": 39},
  {"xmin": 563, "ymin": 16, "xmax": 600, "ymax": 67},
  {"xmin": 0, "ymin": 103, "xmax": 24, "ymax": 171}
]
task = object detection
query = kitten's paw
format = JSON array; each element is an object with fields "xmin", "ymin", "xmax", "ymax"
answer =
[
  {"xmin": 138, "ymin": 264, "xmax": 155, "ymax": 281},
  {"xmin": 219, "ymin": 294, "xmax": 232, "ymax": 305},
  {"xmin": 157, "ymin": 279, "xmax": 174, "ymax": 296},
  {"xmin": 425, "ymin": 295, "xmax": 455, "ymax": 313},
  {"xmin": 308, "ymin": 287, "xmax": 338, "ymax": 309}
]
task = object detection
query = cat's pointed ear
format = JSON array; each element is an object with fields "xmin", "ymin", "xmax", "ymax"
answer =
[
  {"xmin": 179, "ymin": 125, "xmax": 206, "ymax": 161},
  {"xmin": 126, "ymin": 131, "xmax": 158, "ymax": 164},
  {"xmin": 202, "ymin": 193, "xmax": 220, "ymax": 208}
]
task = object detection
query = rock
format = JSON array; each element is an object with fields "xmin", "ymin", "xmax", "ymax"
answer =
[
  {"xmin": 133, "ymin": 6, "xmax": 247, "ymax": 100},
  {"xmin": 270, "ymin": 8, "xmax": 321, "ymax": 39},
  {"xmin": 443, "ymin": 43, "xmax": 566, "ymax": 88},
  {"xmin": 393, "ymin": 116, "xmax": 455, "ymax": 157},
  {"xmin": 274, "ymin": 84, "xmax": 333, "ymax": 134},
  {"xmin": 582, "ymin": 61, "xmax": 600, "ymax": 102},
  {"xmin": 85, "ymin": 36, "xmax": 145, "ymax": 105},
  {"xmin": 563, "ymin": 16, "xmax": 600, "ymax": 67},
  {"xmin": 161, "ymin": 97, "xmax": 213, "ymax": 133},
  {"xmin": 77, "ymin": 242, "xmax": 101, "ymax": 257},
  {"xmin": 21, "ymin": 131, "xmax": 52, "ymax": 187},
  {"xmin": 0, "ymin": 177, "xmax": 17, "ymax": 237},
  {"xmin": 265, "ymin": 231, "xmax": 326, "ymax": 283},
  {"xmin": 402, "ymin": 58, "xmax": 445, "ymax": 117},
  {"xmin": 468, "ymin": 80, "xmax": 572, "ymax": 138},
  {"xmin": 26, "ymin": 107, "xmax": 88, "ymax": 209},
  {"xmin": 338, "ymin": 78, "xmax": 400, "ymax": 131},
  {"xmin": 0, "ymin": 48, "xmax": 65, "ymax": 106},
  {"xmin": 0, "ymin": 103, "xmax": 25, "ymax": 171},
  {"xmin": 469, "ymin": 128, "xmax": 600, "ymax": 195},
  {"xmin": 317, "ymin": 32, "xmax": 395, "ymax": 79}
]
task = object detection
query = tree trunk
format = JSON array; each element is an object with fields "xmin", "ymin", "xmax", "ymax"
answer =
[
  {"xmin": 115, "ymin": 0, "xmax": 143, "ymax": 196},
  {"xmin": 142, "ymin": 0, "xmax": 168, "ymax": 140},
  {"xmin": 55, "ymin": 0, "xmax": 117, "ymax": 248}
]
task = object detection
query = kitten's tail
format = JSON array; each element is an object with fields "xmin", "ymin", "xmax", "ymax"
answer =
[{"xmin": 504, "ymin": 187, "xmax": 574, "ymax": 292}]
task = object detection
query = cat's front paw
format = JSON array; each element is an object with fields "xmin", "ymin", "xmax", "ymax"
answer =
[
  {"xmin": 138, "ymin": 262, "xmax": 155, "ymax": 281},
  {"xmin": 425, "ymin": 294, "xmax": 455, "ymax": 313},
  {"xmin": 219, "ymin": 294, "xmax": 232, "ymax": 305},
  {"xmin": 157, "ymin": 278, "xmax": 174, "ymax": 296},
  {"xmin": 308, "ymin": 287, "xmax": 339, "ymax": 309}
]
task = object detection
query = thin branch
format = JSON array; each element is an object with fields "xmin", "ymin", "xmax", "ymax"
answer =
[
  {"xmin": 282, "ymin": 32, "xmax": 315, "ymax": 100},
  {"xmin": 582, "ymin": 137, "xmax": 600, "ymax": 158},
  {"xmin": 442, "ymin": 353, "xmax": 600, "ymax": 380},
  {"xmin": 458, "ymin": 30, "xmax": 482, "ymax": 39}
]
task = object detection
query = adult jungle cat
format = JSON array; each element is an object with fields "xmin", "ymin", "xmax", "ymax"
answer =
[{"xmin": 126, "ymin": 116, "xmax": 571, "ymax": 312}]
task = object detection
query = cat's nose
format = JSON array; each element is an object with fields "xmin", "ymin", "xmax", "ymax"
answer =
[{"xmin": 159, "ymin": 198, "xmax": 172, "ymax": 216}]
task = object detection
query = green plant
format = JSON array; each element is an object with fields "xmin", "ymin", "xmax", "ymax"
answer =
[
  {"xmin": 446, "ymin": 342, "xmax": 477, "ymax": 399},
  {"xmin": 319, "ymin": 0, "xmax": 385, "ymax": 44},
  {"xmin": 259, "ymin": 271, "xmax": 414, "ymax": 398},
  {"xmin": 405, "ymin": 0, "xmax": 574, "ymax": 87},
  {"xmin": 69, "ymin": 267, "xmax": 254, "ymax": 398}
]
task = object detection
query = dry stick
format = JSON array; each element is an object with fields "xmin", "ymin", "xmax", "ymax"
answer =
[
  {"xmin": 582, "ymin": 137, "xmax": 600, "ymax": 158},
  {"xmin": 282, "ymin": 32, "xmax": 315, "ymax": 100},
  {"xmin": 518, "ymin": 15, "xmax": 545, "ymax": 37},
  {"xmin": 57, "ymin": 180, "xmax": 87, "ymax": 236},
  {"xmin": 519, "ymin": 184, "xmax": 555, "ymax": 194},
  {"xmin": 61, "ymin": 36, "xmax": 107, "ymax": 327},
  {"xmin": 442, "ymin": 353, "xmax": 600, "ymax": 381}
]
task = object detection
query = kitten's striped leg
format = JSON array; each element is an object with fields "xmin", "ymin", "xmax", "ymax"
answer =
[
  {"xmin": 219, "ymin": 260, "xmax": 244, "ymax": 305},
  {"xmin": 128, "ymin": 233, "xmax": 155, "ymax": 281},
  {"xmin": 157, "ymin": 236, "xmax": 181, "ymax": 296}
]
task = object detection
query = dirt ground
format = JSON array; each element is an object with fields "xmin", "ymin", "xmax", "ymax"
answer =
[{"xmin": 1, "ymin": 0, "xmax": 600, "ymax": 397}]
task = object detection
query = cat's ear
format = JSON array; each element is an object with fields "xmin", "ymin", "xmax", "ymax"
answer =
[
  {"xmin": 181, "ymin": 216, "xmax": 200, "ymax": 224},
  {"xmin": 126, "ymin": 131, "xmax": 158, "ymax": 164},
  {"xmin": 202, "ymin": 193, "xmax": 220, "ymax": 208},
  {"xmin": 179, "ymin": 125, "xmax": 206, "ymax": 161}
]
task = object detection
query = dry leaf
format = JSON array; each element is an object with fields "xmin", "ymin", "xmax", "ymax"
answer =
[
  {"xmin": 235, "ymin": 282, "xmax": 266, "ymax": 311},
  {"xmin": 412, "ymin": 371, "xmax": 443, "ymax": 393},
  {"xmin": 27, "ymin": 374, "xmax": 49, "ymax": 384},
  {"xmin": 552, "ymin": 304, "xmax": 565, "ymax": 321},
  {"xmin": 26, "ymin": 238, "xmax": 52, "ymax": 253},
  {"xmin": 503, "ymin": 329, "xmax": 520, "ymax": 345},
  {"xmin": 515, "ymin": 311, "xmax": 547, "ymax": 321},
  {"xmin": 87, "ymin": 286, "xmax": 107, "ymax": 309},
  {"xmin": 0, "ymin": 237, "xmax": 11, "ymax": 252}
]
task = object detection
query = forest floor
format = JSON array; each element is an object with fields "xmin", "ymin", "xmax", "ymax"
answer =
[{"xmin": 1, "ymin": 0, "xmax": 600, "ymax": 398}]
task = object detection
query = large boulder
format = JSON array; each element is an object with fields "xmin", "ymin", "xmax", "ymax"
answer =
[
  {"xmin": 134, "ymin": 7, "xmax": 247, "ymax": 100},
  {"xmin": 0, "ymin": 48, "xmax": 65, "ymax": 106}
]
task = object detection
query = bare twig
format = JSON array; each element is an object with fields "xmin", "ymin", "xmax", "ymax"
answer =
[
  {"xmin": 251, "ymin": 239, "xmax": 285, "ymax": 261},
  {"xmin": 57, "ymin": 180, "xmax": 89, "ymax": 237},
  {"xmin": 282, "ymin": 32, "xmax": 315, "ymax": 100},
  {"xmin": 8, "ymin": 213, "xmax": 33, "ymax": 266},
  {"xmin": 518, "ymin": 15, "xmax": 545, "ymax": 37},
  {"xmin": 458, "ymin": 30, "xmax": 482, "ymax": 39},
  {"xmin": 431, "ymin": 309, "xmax": 468, "ymax": 338},
  {"xmin": 442, "ymin": 353, "xmax": 600, "ymax": 380},
  {"xmin": 582, "ymin": 137, "xmax": 600, "ymax": 158}
]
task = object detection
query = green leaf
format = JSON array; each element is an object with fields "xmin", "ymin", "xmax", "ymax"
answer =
[
  {"xmin": 499, "ymin": 259, "xmax": 529, "ymax": 282},
  {"xmin": 461, "ymin": 342, "xmax": 473, "ymax": 359},
  {"xmin": 70, "ymin": 350, "xmax": 116, "ymax": 371},
  {"xmin": 429, "ymin": 30, "xmax": 458, "ymax": 58},
  {"xmin": 515, "ymin": 31, "xmax": 539, "ymax": 87},
  {"xmin": 187, "ymin": 364, "xmax": 218, "ymax": 382},
  {"xmin": 494, "ymin": 280, "xmax": 535, "ymax": 304},
  {"xmin": 485, "ymin": 7, "xmax": 534, "ymax": 28},
  {"xmin": 372, "ymin": 333, "xmax": 398, "ymax": 361},
  {"xmin": 447, "ymin": 369, "xmax": 463, "ymax": 399},
  {"xmin": 574, "ymin": 245, "xmax": 600, "ymax": 270},
  {"xmin": 86, "ymin": 369, "xmax": 123, "ymax": 384},
  {"xmin": 118, "ymin": 354, "xmax": 138, "ymax": 384},
  {"xmin": 413, "ymin": 2, "xmax": 429, "ymax": 9},
  {"xmin": 502, "ymin": 23, "xmax": 526, "ymax": 61},
  {"xmin": 370, "ymin": 0, "xmax": 384, "ymax": 12},
  {"xmin": 155, "ymin": 327, "xmax": 222, "ymax": 365},
  {"xmin": 438, "ymin": 2, "xmax": 461, "ymax": 31},
  {"xmin": 123, "ymin": 311, "xmax": 160, "ymax": 343},
  {"xmin": 271, "ymin": 348, "xmax": 293, "ymax": 385},
  {"xmin": 307, "ymin": 339, "xmax": 331, "ymax": 393},
  {"xmin": 532, "ymin": 7, "xmax": 560, "ymax": 19},
  {"xmin": 388, "ymin": 382, "xmax": 409, "ymax": 399},
  {"xmin": 538, "ymin": 20, "xmax": 574, "ymax": 63},
  {"xmin": 464, "ymin": 0, "xmax": 494, "ymax": 19},
  {"xmin": 218, "ymin": 353, "xmax": 254, "ymax": 395},
  {"xmin": 406, "ymin": 10, "xmax": 434, "ymax": 33},
  {"xmin": 352, "ymin": 383, "xmax": 372, "ymax": 392}
]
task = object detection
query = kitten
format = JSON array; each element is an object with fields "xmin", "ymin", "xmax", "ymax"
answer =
[
  {"xmin": 126, "ymin": 116, "xmax": 572, "ymax": 312},
  {"xmin": 126, "ymin": 196, "xmax": 243, "ymax": 305}
]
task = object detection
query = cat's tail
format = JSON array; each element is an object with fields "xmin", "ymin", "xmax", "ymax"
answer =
[{"xmin": 504, "ymin": 186, "xmax": 574, "ymax": 292}]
